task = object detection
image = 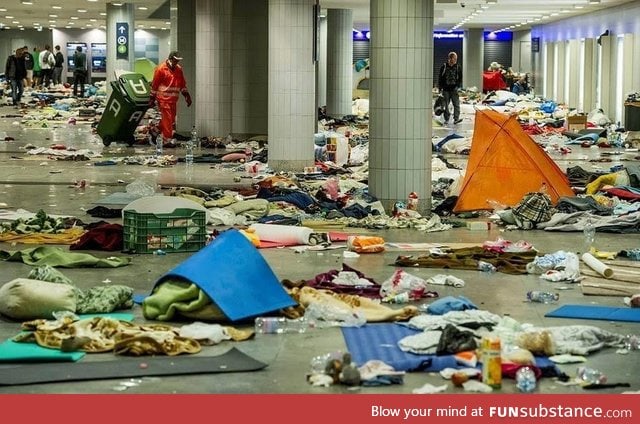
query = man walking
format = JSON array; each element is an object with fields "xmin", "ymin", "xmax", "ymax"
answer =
[
  {"xmin": 5, "ymin": 48, "xmax": 27, "ymax": 107},
  {"xmin": 39, "ymin": 44, "xmax": 55, "ymax": 89},
  {"xmin": 149, "ymin": 51, "xmax": 192, "ymax": 148},
  {"xmin": 438, "ymin": 51, "xmax": 463, "ymax": 125}
]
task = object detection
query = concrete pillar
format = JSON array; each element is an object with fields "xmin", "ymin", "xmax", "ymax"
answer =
[
  {"xmin": 582, "ymin": 38, "xmax": 596, "ymax": 112},
  {"xmin": 173, "ymin": 0, "xmax": 196, "ymax": 134},
  {"xmin": 325, "ymin": 9, "xmax": 353, "ymax": 118},
  {"xmin": 463, "ymin": 28, "xmax": 483, "ymax": 91},
  {"xmin": 195, "ymin": 0, "xmax": 233, "ymax": 137},
  {"xmin": 316, "ymin": 16, "xmax": 327, "ymax": 108},
  {"xmin": 232, "ymin": 0, "xmax": 268, "ymax": 134},
  {"xmin": 369, "ymin": 0, "xmax": 433, "ymax": 214},
  {"xmin": 268, "ymin": 0, "xmax": 316, "ymax": 172},
  {"xmin": 106, "ymin": 2, "xmax": 135, "ymax": 88}
]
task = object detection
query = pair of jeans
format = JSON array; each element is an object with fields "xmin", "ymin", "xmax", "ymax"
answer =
[
  {"xmin": 73, "ymin": 70, "xmax": 87, "ymax": 97},
  {"xmin": 52, "ymin": 67, "xmax": 63, "ymax": 85},
  {"xmin": 441, "ymin": 89, "xmax": 460, "ymax": 122},
  {"xmin": 10, "ymin": 79, "xmax": 24, "ymax": 105}
]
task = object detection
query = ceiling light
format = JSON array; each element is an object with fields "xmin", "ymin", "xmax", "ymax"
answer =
[
  {"xmin": 589, "ymin": 0, "xmax": 600, "ymax": 4},
  {"xmin": 49, "ymin": 14, "xmax": 58, "ymax": 17},
  {"xmin": 100, "ymin": 12, "xmax": 106, "ymax": 16},
  {"xmin": 87, "ymin": 0, "xmax": 98, "ymax": 2},
  {"xmin": 52, "ymin": 5, "xmax": 62, "ymax": 9},
  {"xmin": 486, "ymin": 0, "xmax": 497, "ymax": 4},
  {"xmin": 71, "ymin": 16, "xmax": 78, "ymax": 20},
  {"xmin": 12, "ymin": 21, "xmax": 19, "ymax": 24},
  {"xmin": 575, "ymin": 5, "xmax": 584, "ymax": 9},
  {"xmin": 112, "ymin": 2, "xmax": 123, "ymax": 6},
  {"xmin": 0, "ymin": 8, "xmax": 6, "ymax": 12},
  {"xmin": 21, "ymin": 1, "xmax": 34, "ymax": 5},
  {"xmin": 78, "ymin": 9, "xmax": 87, "ymax": 13},
  {"xmin": 5, "ymin": 15, "xmax": 14, "ymax": 19},
  {"xmin": 138, "ymin": 6, "xmax": 148, "ymax": 10},
  {"xmin": 90, "ymin": 18, "xmax": 96, "ymax": 22}
]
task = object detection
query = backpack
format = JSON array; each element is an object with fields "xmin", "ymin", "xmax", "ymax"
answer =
[
  {"xmin": 443, "ymin": 64, "xmax": 458, "ymax": 87},
  {"xmin": 43, "ymin": 51, "xmax": 54, "ymax": 66}
]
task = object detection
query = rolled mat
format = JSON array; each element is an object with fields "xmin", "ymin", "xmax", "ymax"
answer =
[
  {"xmin": 150, "ymin": 229, "xmax": 296, "ymax": 322},
  {"xmin": 250, "ymin": 223, "xmax": 313, "ymax": 245},
  {"xmin": 581, "ymin": 252, "xmax": 614, "ymax": 278},
  {"xmin": 0, "ymin": 347, "xmax": 266, "ymax": 386},
  {"xmin": 545, "ymin": 304, "xmax": 640, "ymax": 322}
]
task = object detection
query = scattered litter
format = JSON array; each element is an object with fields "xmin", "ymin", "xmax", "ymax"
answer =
[{"xmin": 412, "ymin": 383, "xmax": 448, "ymax": 394}]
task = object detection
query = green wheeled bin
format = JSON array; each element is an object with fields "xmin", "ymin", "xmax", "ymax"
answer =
[{"xmin": 97, "ymin": 73, "xmax": 151, "ymax": 146}]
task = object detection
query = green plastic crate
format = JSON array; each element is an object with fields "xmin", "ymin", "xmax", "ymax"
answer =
[{"xmin": 123, "ymin": 208, "xmax": 207, "ymax": 253}]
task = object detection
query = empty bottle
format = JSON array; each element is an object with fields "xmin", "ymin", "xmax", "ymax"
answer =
[
  {"xmin": 185, "ymin": 126, "xmax": 195, "ymax": 166},
  {"xmin": 155, "ymin": 139, "xmax": 163, "ymax": 157},
  {"xmin": 254, "ymin": 317, "xmax": 314, "ymax": 334},
  {"xmin": 527, "ymin": 291, "xmax": 559, "ymax": 304},
  {"xmin": 191, "ymin": 125, "xmax": 200, "ymax": 154},
  {"xmin": 583, "ymin": 217, "xmax": 595, "ymax": 252},
  {"xmin": 515, "ymin": 366, "xmax": 537, "ymax": 393},
  {"xmin": 577, "ymin": 366, "xmax": 607, "ymax": 385}
]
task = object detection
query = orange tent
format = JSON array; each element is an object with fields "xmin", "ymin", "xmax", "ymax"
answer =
[{"xmin": 453, "ymin": 109, "xmax": 574, "ymax": 212}]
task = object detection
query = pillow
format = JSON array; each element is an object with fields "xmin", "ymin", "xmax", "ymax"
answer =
[{"xmin": 0, "ymin": 278, "xmax": 76, "ymax": 320}]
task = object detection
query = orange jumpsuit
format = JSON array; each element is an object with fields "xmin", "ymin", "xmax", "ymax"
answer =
[{"xmin": 150, "ymin": 61, "xmax": 188, "ymax": 141}]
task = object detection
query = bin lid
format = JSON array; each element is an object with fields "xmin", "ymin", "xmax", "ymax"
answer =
[
  {"xmin": 123, "ymin": 195, "xmax": 207, "ymax": 215},
  {"xmin": 118, "ymin": 73, "xmax": 151, "ymax": 104}
]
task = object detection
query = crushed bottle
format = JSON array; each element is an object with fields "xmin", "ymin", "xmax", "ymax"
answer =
[
  {"xmin": 477, "ymin": 261, "xmax": 497, "ymax": 273},
  {"xmin": 577, "ymin": 366, "xmax": 607, "ymax": 385},
  {"xmin": 254, "ymin": 316, "xmax": 314, "ymax": 334},
  {"xmin": 526, "ymin": 291, "xmax": 559, "ymax": 304},
  {"xmin": 515, "ymin": 366, "xmax": 537, "ymax": 393}
]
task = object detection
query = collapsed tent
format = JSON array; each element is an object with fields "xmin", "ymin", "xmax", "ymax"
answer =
[{"xmin": 453, "ymin": 109, "xmax": 574, "ymax": 212}]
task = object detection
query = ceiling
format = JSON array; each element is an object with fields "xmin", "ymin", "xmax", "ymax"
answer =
[{"xmin": 0, "ymin": 0, "xmax": 634, "ymax": 33}]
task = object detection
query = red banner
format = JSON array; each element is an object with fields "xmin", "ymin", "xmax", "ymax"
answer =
[{"xmin": 0, "ymin": 394, "xmax": 636, "ymax": 424}]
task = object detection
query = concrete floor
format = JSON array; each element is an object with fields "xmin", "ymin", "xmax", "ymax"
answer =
[{"xmin": 0, "ymin": 104, "xmax": 638, "ymax": 394}]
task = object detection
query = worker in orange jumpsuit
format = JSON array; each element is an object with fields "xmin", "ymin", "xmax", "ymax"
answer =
[{"xmin": 149, "ymin": 51, "xmax": 192, "ymax": 147}]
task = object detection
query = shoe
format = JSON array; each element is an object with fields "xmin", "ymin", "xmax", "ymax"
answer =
[{"xmin": 454, "ymin": 118, "xmax": 463, "ymax": 124}]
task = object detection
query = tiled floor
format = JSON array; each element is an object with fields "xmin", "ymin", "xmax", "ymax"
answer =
[{"xmin": 0, "ymin": 104, "xmax": 638, "ymax": 394}]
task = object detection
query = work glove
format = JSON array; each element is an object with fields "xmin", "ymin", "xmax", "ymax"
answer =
[
  {"xmin": 183, "ymin": 92, "xmax": 192, "ymax": 107},
  {"xmin": 148, "ymin": 95, "xmax": 156, "ymax": 109}
]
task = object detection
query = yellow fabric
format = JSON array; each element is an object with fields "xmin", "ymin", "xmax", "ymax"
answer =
[
  {"xmin": 585, "ymin": 171, "xmax": 630, "ymax": 195},
  {"xmin": 0, "ymin": 227, "xmax": 85, "ymax": 245},
  {"xmin": 590, "ymin": 247, "xmax": 617, "ymax": 260}
]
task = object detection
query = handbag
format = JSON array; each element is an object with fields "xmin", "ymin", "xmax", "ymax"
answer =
[{"xmin": 434, "ymin": 94, "xmax": 445, "ymax": 116}]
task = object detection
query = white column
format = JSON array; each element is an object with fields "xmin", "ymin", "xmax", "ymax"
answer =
[
  {"xmin": 600, "ymin": 35, "xmax": 613, "ymax": 117},
  {"xmin": 316, "ymin": 16, "xmax": 327, "ymax": 108},
  {"xmin": 195, "ymin": 0, "xmax": 233, "ymax": 137},
  {"xmin": 173, "ymin": 0, "xmax": 196, "ymax": 134},
  {"xmin": 326, "ymin": 9, "xmax": 353, "ymax": 118},
  {"xmin": 232, "ymin": 0, "xmax": 268, "ymax": 134},
  {"xmin": 567, "ymin": 39, "xmax": 580, "ymax": 109},
  {"xmin": 268, "ymin": 0, "xmax": 316, "ymax": 172},
  {"xmin": 463, "ymin": 29, "xmax": 483, "ymax": 90},
  {"xmin": 106, "ymin": 2, "xmax": 135, "ymax": 88},
  {"xmin": 556, "ymin": 41, "xmax": 566, "ymax": 104},
  {"xmin": 369, "ymin": 0, "xmax": 433, "ymax": 214},
  {"xmin": 582, "ymin": 38, "xmax": 596, "ymax": 112}
]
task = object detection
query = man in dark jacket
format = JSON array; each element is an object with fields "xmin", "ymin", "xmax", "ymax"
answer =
[
  {"xmin": 52, "ymin": 45, "xmax": 64, "ymax": 85},
  {"xmin": 437, "ymin": 51, "xmax": 463, "ymax": 125},
  {"xmin": 5, "ymin": 48, "xmax": 27, "ymax": 107}
]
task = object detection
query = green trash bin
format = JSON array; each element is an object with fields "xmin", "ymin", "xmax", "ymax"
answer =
[{"xmin": 97, "ymin": 73, "xmax": 151, "ymax": 146}]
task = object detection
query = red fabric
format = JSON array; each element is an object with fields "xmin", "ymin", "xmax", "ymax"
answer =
[
  {"xmin": 602, "ymin": 187, "xmax": 640, "ymax": 202},
  {"xmin": 70, "ymin": 223, "xmax": 123, "ymax": 251},
  {"xmin": 482, "ymin": 71, "xmax": 507, "ymax": 92}
]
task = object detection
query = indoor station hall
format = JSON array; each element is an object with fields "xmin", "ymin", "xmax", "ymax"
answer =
[{"xmin": 0, "ymin": 0, "xmax": 639, "ymax": 395}]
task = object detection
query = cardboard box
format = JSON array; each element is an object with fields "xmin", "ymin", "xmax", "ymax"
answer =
[{"xmin": 566, "ymin": 115, "xmax": 587, "ymax": 132}]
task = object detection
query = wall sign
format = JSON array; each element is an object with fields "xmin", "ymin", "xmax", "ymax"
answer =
[
  {"xmin": 532, "ymin": 37, "xmax": 540, "ymax": 53},
  {"xmin": 116, "ymin": 22, "xmax": 129, "ymax": 60}
]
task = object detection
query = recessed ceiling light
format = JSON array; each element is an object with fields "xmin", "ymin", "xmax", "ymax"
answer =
[
  {"xmin": 112, "ymin": 2, "xmax": 123, "ymax": 6},
  {"xmin": 100, "ymin": 12, "xmax": 106, "ymax": 16},
  {"xmin": 0, "ymin": 8, "xmax": 7, "ymax": 12},
  {"xmin": 49, "ymin": 14, "xmax": 58, "ymax": 18},
  {"xmin": 52, "ymin": 5, "xmax": 62, "ymax": 9},
  {"xmin": 87, "ymin": 0, "xmax": 98, "ymax": 2},
  {"xmin": 138, "ymin": 6, "xmax": 148, "ymax": 10},
  {"xmin": 90, "ymin": 18, "xmax": 96, "ymax": 22},
  {"xmin": 65, "ymin": 26, "xmax": 71, "ymax": 28},
  {"xmin": 71, "ymin": 16, "xmax": 79, "ymax": 19},
  {"xmin": 22, "ymin": 1, "xmax": 34, "ymax": 5},
  {"xmin": 12, "ymin": 21, "xmax": 19, "ymax": 24},
  {"xmin": 86, "ymin": 23, "xmax": 92, "ymax": 27},
  {"xmin": 48, "ymin": 20, "xmax": 55, "ymax": 23},
  {"xmin": 5, "ymin": 16, "xmax": 14, "ymax": 19},
  {"xmin": 78, "ymin": 9, "xmax": 87, "ymax": 13}
]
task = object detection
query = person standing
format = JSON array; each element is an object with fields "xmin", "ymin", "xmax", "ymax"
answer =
[
  {"xmin": 32, "ymin": 47, "xmax": 41, "ymax": 89},
  {"xmin": 5, "ymin": 48, "xmax": 27, "ymax": 107},
  {"xmin": 52, "ymin": 45, "xmax": 64, "ymax": 86},
  {"xmin": 437, "ymin": 51, "xmax": 463, "ymax": 125},
  {"xmin": 23, "ymin": 45, "xmax": 34, "ymax": 89},
  {"xmin": 72, "ymin": 46, "xmax": 87, "ymax": 97},
  {"xmin": 39, "ymin": 44, "xmax": 55, "ymax": 89},
  {"xmin": 149, "ymin": 51, "xmax": 192, "ymax": 148}
]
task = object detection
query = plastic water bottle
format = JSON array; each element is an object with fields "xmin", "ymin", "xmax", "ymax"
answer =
[
  {"xmin": 577, "ymin": 366, "xmax": 607, "ymax": 384},
  {"xmin": 190, "ymin": 125, "xmax": 200, "ymax": 154},
  {"xmin": 155, "ymin": 139, "xmax": 163, "ymax": 157},
  {"xmin": 185, "ymin": 126, "xmax": 195, "ymax": 166},
  {"xmin": 516, "ymin": 366, "xmax": 537, "ymax": 392},
  {"xmin": 583, "ymin": 217, "xmax": 595, "ymax": 252},
  {"xmin": 526, "ymin": 291, "xmax": 559, "ymax": 304},
  {"xmin": 254, "ymin": 317, "xmax": 313, "ymax": 334}
]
